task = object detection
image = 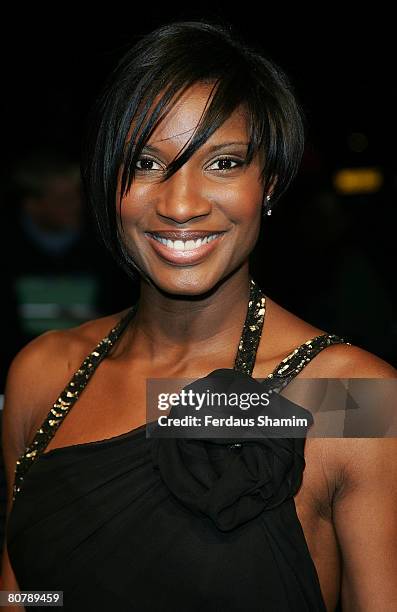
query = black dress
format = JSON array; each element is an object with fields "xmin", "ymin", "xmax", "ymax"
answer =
[{"xmin": 7, "ymin": 278, "xmax": 350, "ymax": 611}]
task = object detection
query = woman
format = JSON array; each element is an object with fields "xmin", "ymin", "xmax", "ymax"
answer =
[{"xmin": 2, "ymin": 20, "xmax": 396, "ymax": 612}]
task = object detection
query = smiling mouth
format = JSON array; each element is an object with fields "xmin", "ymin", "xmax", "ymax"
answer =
[
  {"xmin": 143, "ymin": 230, "xmax": 228, "ymax": 265},
  {"xmin": 145, "ymin": 231, "xmax": 225, "ymax": 251}
]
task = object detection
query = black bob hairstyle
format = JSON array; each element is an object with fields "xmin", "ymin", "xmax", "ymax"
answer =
[{"xmin": 81, "ymin": 20, "xmax": 306, "ymax": 280}]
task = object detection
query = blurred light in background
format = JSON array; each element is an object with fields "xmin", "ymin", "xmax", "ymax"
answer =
[{"xmin": 333, "ymin": 167, "xmax": 384, "ymax": 194}]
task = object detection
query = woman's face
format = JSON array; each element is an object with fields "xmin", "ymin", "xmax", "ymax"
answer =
[{"xmin": 117, "ymin": 82, "xmax": 265, "ymax": 296}]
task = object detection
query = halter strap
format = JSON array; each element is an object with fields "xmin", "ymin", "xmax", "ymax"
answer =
[{"xmin": 233, "ymin": 278, "xmax": 266, "ymax": 376}]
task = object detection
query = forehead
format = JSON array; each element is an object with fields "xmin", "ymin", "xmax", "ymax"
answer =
[{"xmin": 132, "ymin": 82, "xmax": 249, "ymax": 149}]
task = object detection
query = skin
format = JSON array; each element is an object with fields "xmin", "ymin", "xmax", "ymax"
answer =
[
  {"xmin": 2, "ymin": 82, "xmax": 397, "ymax": 611},
  {"xmin": 116, "ymin": 82, "xmax": 267, "ymax": 347}
]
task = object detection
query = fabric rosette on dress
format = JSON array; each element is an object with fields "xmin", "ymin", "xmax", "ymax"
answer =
[{"xmin": 150, "ymin": 367, "xmax": 314, "ymax": 532}]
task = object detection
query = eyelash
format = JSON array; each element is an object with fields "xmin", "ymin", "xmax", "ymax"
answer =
[{"xmin": 134, "ymin": 156, "xmax": 244, "ymax": 174}]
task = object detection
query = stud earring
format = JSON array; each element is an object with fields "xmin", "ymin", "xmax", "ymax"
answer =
[{"xmin": 265, "ymin": 195, "xmax": 272, "ymax": 216}]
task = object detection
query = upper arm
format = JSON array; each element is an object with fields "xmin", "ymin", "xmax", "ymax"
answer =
[
  {"xmin": 333, "ymin": 438, "xmax": 397, "ymax": 611},
  {"xmin": 0, "ymin": 329, "xmax": 67, "ymax": 591},
  {"xmin": 328, "ymin": 348, "xmax": 397, "ymax": 610}
]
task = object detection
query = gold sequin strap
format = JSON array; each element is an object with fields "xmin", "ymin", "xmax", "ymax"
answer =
[
  {"xmin": 233, "ymin": 278, "xmax": 266, "ymax": 377},
  {"xmin": 12, "ymin": 304, "xmax": 138, "ymax": 501},
  {"xmin": 266, "ymin": 333, "xmax": 352, "ymax": 392}
]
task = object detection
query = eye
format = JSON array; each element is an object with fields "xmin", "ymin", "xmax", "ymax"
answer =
[
  {"xmin": 135, "ymin": 157, "xmax": 164, "ymax": 172},
  {"xmin": 134, "ymin": 155, "xmax": 245, "ymax": 174},
  {"xmin": 207, "ymin": 156, "xmax": 244, "ymax": 172}
]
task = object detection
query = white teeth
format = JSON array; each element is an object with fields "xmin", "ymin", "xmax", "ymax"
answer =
[{"xmin": 150, "ymin": 233, "xmax": 220, "ymax": 251}]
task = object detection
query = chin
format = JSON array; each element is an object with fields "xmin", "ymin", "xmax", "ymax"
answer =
[{"xmin": 145, "ymin": 267, "xmax": 227, "ymax": 298}]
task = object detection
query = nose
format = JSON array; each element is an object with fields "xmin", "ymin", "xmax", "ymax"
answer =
[{"xmin": 155, "ymin": 166, "xmax": 212, "ymax": 223}]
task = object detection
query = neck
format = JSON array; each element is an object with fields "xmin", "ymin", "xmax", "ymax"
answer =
[{"xmin": 123, "ymin": 267, "xmax": 253, "ymax": 367}]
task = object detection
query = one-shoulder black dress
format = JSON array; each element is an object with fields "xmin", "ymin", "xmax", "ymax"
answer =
[{"xmin": 7, "ymin": 278, "xmax": 350, "ymax": 611}]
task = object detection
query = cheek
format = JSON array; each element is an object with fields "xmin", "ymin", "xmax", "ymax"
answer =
[
  {"xmin": 117, "ymin": 189, "xmax": 148, "ymax": 224},
  {"xmin": 115, "ymin": 168, "xmax": 148, "ymax": 220},
  {"xmin": 224, "ymin": 185, "xmax": 263, "ymax": 228}
]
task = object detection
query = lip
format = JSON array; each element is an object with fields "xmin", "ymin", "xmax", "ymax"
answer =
[
  {"xmin": 144, "ymin": 230, "xmax": 228, "ymax": 266},
  {"xmin": 146, "ymin": 230, "xmax": 225, "ymax": 240}
]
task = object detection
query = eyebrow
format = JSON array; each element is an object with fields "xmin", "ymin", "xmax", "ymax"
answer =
[{"xmin": 141, "ymin": 141, "xmax": 249, "ymax": 155}]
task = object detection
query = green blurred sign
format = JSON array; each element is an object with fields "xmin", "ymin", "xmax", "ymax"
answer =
[{"xmin": 15, "ymin": 274, "xmax": 99, "ymax": 335}]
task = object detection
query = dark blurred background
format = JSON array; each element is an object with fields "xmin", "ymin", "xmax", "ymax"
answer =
[{"xmin": 0, "ymin": 8, "xmax": 395, "ymax": 592}]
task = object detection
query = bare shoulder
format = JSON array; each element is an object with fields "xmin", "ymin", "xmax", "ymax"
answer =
[
  {"xmin": 261, "ymin": 297, "xmax": 397, "ymax": 493},
  {"xmin": 306, "ymin": 338, "xmax": 396, "ymax": 378},
  {"xmin": 262, "ymin": 296, "xmax": 397, "ymax": 378},
  {"xmin": 3, "ymin": 307, "xmax": 130, "ymax": 453}
]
